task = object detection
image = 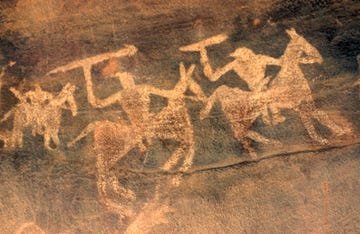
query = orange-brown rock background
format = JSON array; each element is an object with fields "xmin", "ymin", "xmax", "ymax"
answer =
[{"xmin": 0, "ymin": 0, "xmax": 360, "ymax": 233}]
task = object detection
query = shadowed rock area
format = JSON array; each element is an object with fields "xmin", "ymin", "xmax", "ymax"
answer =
[{"xmin": 0, "ymin": 0, "xmax": 359, "ymax": 233}]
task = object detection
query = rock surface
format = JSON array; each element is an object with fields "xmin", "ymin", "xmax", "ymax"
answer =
[{"xmin": 0, "ymin": 0, "xmax": 359, "ymax": 233}]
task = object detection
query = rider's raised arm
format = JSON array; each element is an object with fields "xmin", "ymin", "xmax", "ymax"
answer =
[
  {"xmin": 207, "ymin": 61, "xmax": 236, "ymax": 82},
  {"xmin": 9, "ymin": 87, "xmax": 26, "ymax": 102},
  {"xmin": 199, "ymin": 93, "xmax": 216, "ymax": 120},
  {"xmin": 145, "ymin": 85, "xmax": 173, "ymax": 99},
  {"xmin": 261, "ymin": 55, "xmax": 281, "ymax": 66},
  {"xmin": 199, "ymin": 49, "xmax": 235, "ymax": 82},
  {"xmin": 83, "ymin": 64, "xmax": 121, "ymax": 108},
  {"xmin": 93, "ymin": 92, "xmax": 123, "ymax": 108}
]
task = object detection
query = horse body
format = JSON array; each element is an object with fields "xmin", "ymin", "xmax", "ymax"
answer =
[
  {"xmin": 269, "ymin": 31, "xmax": 319, "ymax": 108},
  {"xmin": 67, "ymin": 63, "xmax": 202, "ymax": 215},
  {"xmin": 267, "ymin": 28, "xmax": 348, "ymax": 143},
  {"xmin": 201, "ymin": 85, "xmax": 279, "ymax": 158},
  {"xmin": 2, "ymin": 83, "xmax": 77, "ymax": 150},
  {"xmin": 150, "ymin": 96, "xmax": 195, "ymax": 171}
]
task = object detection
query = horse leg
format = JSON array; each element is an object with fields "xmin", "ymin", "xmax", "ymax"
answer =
[
  {"xmin": 107, "ymin": 172, "xmax": 136, "ymax": 201},
  {"xmin": 163, "ymin": 139, "xmax": 194, "ymax": 186},
  {"xmin": 230, "ymin": 121, "xmax": 258, "ymax": 159},
  {"xmin": 261, "ymin": 108, "xmax": 272, "ymax": 125},
  {"xmin": 43, "ymin": 133, "xmax": 54, "ymax": 151},
  {"xmin": 161, "ymin": 145, "xmax": 186, "ymax": 171},
  {"xmin": 52, "ymin": 133, "xmax": 60, "ymax": 149},
  {"xmin": 0, "ymin": 131, "xmax": 10, "ymax": 149},
  {"xmin": 241, "ymin": 138, "xmax": 257, "ymax": 160},
  {"xmin": 11, "ymin": 116, "xmax": 24, "ymax": 149},
  {"xmin": 96, "ymin": 153, "xmax": 134, "ymax": 217},
  {"xmin": 269, "ymin": 105, "xmax": 286, "ymax": 125},
  {"xmin": 179, "ymin": 142, "xmax": 195, "ymax": 172},
  {"xmin": 98, "ymin": 133, "xmax": 140, "ymax": 201},
  {"xmin": 246, "ymin": 130, "xmax": 281, "ymax": 145},
  {"xmin": 312, "ymin": 109, "xmax": 349, "ymax": 136},
  {"xmin": 67, "ymin": 121, "xmax": 100, "ymax": 147},
  {"xmin": 298, "ymin": 111, "xmax": 328, "ymax": 145}
]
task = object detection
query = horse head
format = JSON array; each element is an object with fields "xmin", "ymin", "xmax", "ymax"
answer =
[
  {"xmin": 58, "ymin": 83, "xmax": 78, "ymax": 117},
  {"xmin": 285, "ymin": 28, "xmax": 323, "ymax": 65}
]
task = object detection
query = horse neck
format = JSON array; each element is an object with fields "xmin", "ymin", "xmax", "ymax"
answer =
[
  {"xmin": 54, "ymin": 90, "xmax": 69, "ymax": 105},
  {"xmin": 53, "ymin": 88, "xmax": 76, "ymax": 111},
  {"xmin": 270, "ymin": 41, "xmax": 304, "ymax": 88}
]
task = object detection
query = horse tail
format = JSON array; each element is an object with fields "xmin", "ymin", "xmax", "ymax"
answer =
[
  {"xmin": 0, "ymin": 108, "xmax": 14, "ymax": 123},
  {"xmin": 67, "ymin": 121, "xmax": 100, "ymax": 147}
]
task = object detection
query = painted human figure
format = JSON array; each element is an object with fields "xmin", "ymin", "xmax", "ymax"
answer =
[
  {"xmin": 180, "ymin": 35, "xmax": 281, "ymax": 124},
  {"xmin": 199, "ymin": 47, "xmax": 280, "ymax": 91},
  {"xmin": 84, "ymin": 62, "xmax": 205, "ymax": 172}
]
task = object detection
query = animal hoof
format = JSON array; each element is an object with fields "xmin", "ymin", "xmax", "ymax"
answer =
[
  {"xmin": 318, "ymin": 138, "xmax": 329, "ymax": 145},
  {"xmin": 171, "ymin": 175, "xmax": 182, "ymax": 187},
  {"xmin": 262, "ymin": 116, "xmax": 272, "ymax": 125},
  {"xmin": 271, "ymin": 115, "xmax": 286, "ymax": 125},
  {"xmin": 125, "ymin": 190, "xmax": 136, "ymax": 201},
  {"xmin": 272, "ymin": 140, "xmax": 283, "ymax": 146}
]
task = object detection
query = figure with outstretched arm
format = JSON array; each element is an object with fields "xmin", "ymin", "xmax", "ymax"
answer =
[{"xmin": 180, "ymin": 34, "xmax": 280, "ymax": 91}]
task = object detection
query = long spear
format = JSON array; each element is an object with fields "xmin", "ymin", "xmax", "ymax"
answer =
[{"xmin": 46, "ymin": 44, "xmax": 137, "ymax": 75}]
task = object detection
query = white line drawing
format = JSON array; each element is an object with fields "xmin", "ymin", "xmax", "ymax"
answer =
[
  {"xmin": 183, "ymin": 28, "xmax": 352, "ymax": 155},
  {"xmin": 150, "ymin": 63, "xmax": 206, "ymax": 173},
  {"xmin": 266, "ymin": 28, "xmax": 351, "ymax": 144},
  {"xmin": 0, "ymin": 130, "xmax": 12, "ymax": 149},
  {"xmin": 48, "ymin": 45, "xmax": 140, "ymax": 217},
  {"xmin": 179, "ymin": 34, "xmax": 280, "ymax": 91},
  {"xmin": 46, "ymin": 44, "xmax": 138, "ymax": 76},
  {"xmin": 0, "ymin": 61, "xmax": 16, "ymax": 89},
  {"xmin": 0, "ymin": 82, "xmax": 77, "ymax": 150},
  {"xmin": 69, "ymin": 120, "xmax": 138, "ymax": 217},
  {"xmin": 0, "ymin": 61, "xmax": 16, "ymax": 149},
  {"xmin": 61, "ymin": 44, "xmax": 205, "ymax": 214},
  {"xmin": 200, "ymin": 85, "xmax": 281, "ymax": 159}
]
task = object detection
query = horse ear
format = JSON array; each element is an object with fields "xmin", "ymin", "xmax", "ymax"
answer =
[
  {"xmin": 186, "ymin": 64, "xmax": 196, "ymax": 78},
  {"xmin": 179, "ymin": 62, "xmax": 185, "ymax": 79},
  {"xmin": 286, "ymin": 28, "xmax": 297, "ymax": 37}
]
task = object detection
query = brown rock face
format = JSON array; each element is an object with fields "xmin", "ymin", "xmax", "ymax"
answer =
[{"xmin": 0, "ymin": 0, "xmax": 359, "ymax": 233}]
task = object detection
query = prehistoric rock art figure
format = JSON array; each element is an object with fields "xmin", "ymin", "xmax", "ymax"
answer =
[
  {"xmin": 200, "ymin": 85, "xmax": 280, "ymax": 159},
  {"xmin": 0, "ymin": 83, "xmax": 77, "ymax": 150},
  {"xmin": 0, "ymin": 130, "xmax": 12, "ymax": 149},
  {"xmin": 0, "ymin": 61, "xmax": 16, "ymax": 148},
  {"xmin": 181, "ymin": 34, "xmax": 281, "ymax": 158},
  {"xmin": 184, "ymin": 28, "xmax": 351, "ymax": 152},
  {"xmin": 66, "ymin": 57, "xmax": 204, "ymax": 215},
  {"xmin": 180, "ymin": 33, "xmax": 280, "ymax": 132},
  {"xmin": 179, "ymin": 34, "xmax": 280, "ymax": 91},
  {"xmin": 53, "ymin": 44, "xmax": 203, "ymax": 215},
  {"xmin": 48, "ymin": 45, "xmax": 140, "ymax": 216},
  {"xmin": 0, "ymin": 61, "xmax": 16, "ymax": 91},
  {"xmin": 150, "ymin": 63, "xmax": 206, "ymax": 172},
  {"xmin": 266, "ymin": 28, "xmax": 350, "ymax": 144}
]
